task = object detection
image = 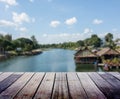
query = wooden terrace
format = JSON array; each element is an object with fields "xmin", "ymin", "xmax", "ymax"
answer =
[{"xmin": 0, "ymin": 72, "xmax": 120, "ymax": 99}]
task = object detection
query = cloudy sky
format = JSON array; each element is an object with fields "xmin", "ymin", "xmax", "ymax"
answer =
[{"xmin": 0, "ymin": 0, "xmax": 120, "ymax": 44}]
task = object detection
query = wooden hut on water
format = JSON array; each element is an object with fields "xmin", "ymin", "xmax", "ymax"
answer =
[
  {"xmin": 96, "ymin": 47, "xmax": 120, "ymax": 61},
  {"xmin": 74, "ymin": 47, "xmax": 120, "ymax": 64},
  {"xmin": 74, "ymin": 48, "xmax": 98, "ymax": 64}
]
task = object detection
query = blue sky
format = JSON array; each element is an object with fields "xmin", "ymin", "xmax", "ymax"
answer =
[{"xmin": 0, "ymin": 0, "xmax": 120, "ymax": 44}]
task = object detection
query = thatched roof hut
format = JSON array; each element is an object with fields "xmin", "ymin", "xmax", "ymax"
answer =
[
  {"xmin": 74, "ymin": 47, "xmax": 120, "ymax": 64},
  {"xmin": 96, "ymin": 47, "xmax": 120, "ymax": 57},
  {"xmin": 116, "ymin": 49, "xmax": 120, "ymax": 53},
  {"xmin": 74, "ymin": 47, "xmax": 98, "ymax": 64}
]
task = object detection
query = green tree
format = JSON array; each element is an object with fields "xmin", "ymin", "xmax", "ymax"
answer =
[
  {"xmin": 105, "ymin": 33, "xmax": 113, "ymax": 42},
  {"xmin": 24, "ymin": 44, "xmax": 33, "ymax": 51},
  {"xmin": 31, "ymin": 35, "xmax": 38, "ymax": 48},
  {"xmin": 0, "ymin": 34, "xmax": 4, "ymax": 39},
  {"xmin": 4, "ymin": 34, "xmax": 12, "ymax": 41},
  {"xmin": 77, "ymin": 40, "xmax": 84, "ymax": 47},
  {"xmin": 90, "ymin": 34, "xmax": 102, "ymax": 47},
  {"xmin": 105, "ymin": 33, "xmax": 115, "ymax": 48},
  {"xmin": 12, "ymin": 38, "xmax": 34, "ymax": 51},
  {"xmin": 84, "ymin": 38, "xmax": 91, "ymax": 46},
  {"xmin": 0, "ymin": 39, "xmax": 14, "ymax": 51}
]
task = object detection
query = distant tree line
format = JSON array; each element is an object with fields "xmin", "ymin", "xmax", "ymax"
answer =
[
  {"xmin": 39, "ymin": 33, "xmax": 118, "ymax": 49},
  {"xmin": 0, "ymin": 33, "xmax": 119, "ymax": 51}
]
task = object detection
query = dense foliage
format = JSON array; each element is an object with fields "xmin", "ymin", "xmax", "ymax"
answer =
[
  {"xmin": 103, "ymin": 58, "xmax": 120, "ymax": 66},
  {"xmin": 0, "ymin": 34, "xmax": 38, "ymax": 51}
]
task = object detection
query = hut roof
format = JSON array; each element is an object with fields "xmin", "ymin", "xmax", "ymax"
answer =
[
  {"xmin": 75, "ymin": 48, "xmax": 97, "ymax": 58},
  {"xmin": 116, "ymin": 49, "xmax": 120, "ymax": 53},
  {"xmin": 96, "ymin": 47, "xmax": 120, "ymax": 56}
]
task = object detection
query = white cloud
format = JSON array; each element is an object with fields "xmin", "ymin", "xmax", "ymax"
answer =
[
  {"xmin": 12, "ymin": 12, "xmax": 30, "ymax": 24},
  {"xmin": 0, "ymin": 0, "xmax": 17, "ymax": 6},
  {"xmin": 0, "ymin": 20, "xmax": 17, "ymax": 27},
  {"xmin": 39, "ymin": 33, "xmax": 91, "ymax": 44},
  {"xmin": 19, "ymin": 27, "xmax": 27, "ymax": 32},
  {"xmin": 0, "ymin": 12, "xmax": 34, "ymax": 33},
  {"xmin": 65, "ymin": 17, "xmax": 77, "ymax": 25},
  {"xmin": 84, "ymin": 28, "xmax": 93, "ymax": 33},
  {"xmin": 29, "ymin": 0, "xmax": 34, "ymax": 3},
  {"xmin": 93, "ymin": 19, "xmax": 103, "ymax": 24},
  {"xmin": 50, "ymin": 21, "xmax": 60, "ymax": 28}
]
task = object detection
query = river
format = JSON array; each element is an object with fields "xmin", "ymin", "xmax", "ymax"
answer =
[{"xmin": 0, "ymin": 49, "xmax": 98, "ymax": 72}]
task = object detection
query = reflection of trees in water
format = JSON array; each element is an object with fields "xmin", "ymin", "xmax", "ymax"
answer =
[
  {"xmin": 75, "ymin": 63, "xmax": 96, "ymax": 72},
  {"xmin": 75, "ymin": 63, "xmax": 120, "ymax": 72}
]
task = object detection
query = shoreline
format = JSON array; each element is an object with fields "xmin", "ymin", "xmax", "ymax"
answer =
[
  {"xmin": 0, "ymin": 49, "xmax": 43, "ymax": 62},
  {"xmin": 0, "ymin": 55, "xmax": 7, "ymax": 61}
]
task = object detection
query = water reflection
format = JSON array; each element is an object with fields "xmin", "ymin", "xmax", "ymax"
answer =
[
  {"xmin": 75, "ymin": 63, "xmax": 120, "ymax": 72},
  {"xmin": 75, "ymin": 63, "xmax": 97, "ymax": 72}
]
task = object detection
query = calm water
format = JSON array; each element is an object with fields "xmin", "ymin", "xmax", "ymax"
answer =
[
  {"xmin": 0, "ymin": 49, "xmax": 77, "ymax": 72},
  {"xmin": 0, "ymin": 49, "xmax": 103, "ymax": 72}
]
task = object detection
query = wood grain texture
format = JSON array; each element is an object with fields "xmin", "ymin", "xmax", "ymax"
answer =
[
  {"xmin": 0, "ymin": 73, "xmax": 33, "ymax": 99},
  {"xmin": 67, "ymin": 72, "xmax": 87, "ymax": 99},
  {"xmin": 108, "ymin": 72, "xmax": 120, "ymax": 80},
  {"xmin": 98, "ymin": 72, "xmax": 120, "ymax": 89},
  {"xmin": 52, "ymin": 73, "xmax": 69, "ymax": 99},
  {"xmin": 77, "ymin": 73, "xmax": 106, "ymax": 99},
  {"xmin": 0, "ymin": 72, "xmax": 13, "ymax": 82},
  {"xmin": 33, "ymin": 73, "xmax": 55, "ymax": 99},
  {"xmin": 89, "ymin": 72, "xmax": 120, "ymax": 99},
  {"xmin": 0, "ymin": 73, "xmax": 22, "ymax": 94},
  {"xmin": 0, "ymin": 72, "xmax": 119, "ymax": 99},
  {"xmin": 14, "ymin": 73, "xmax": 45, "ymax": 99}
]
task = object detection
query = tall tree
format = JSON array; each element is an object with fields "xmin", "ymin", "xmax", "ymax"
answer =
[
  {"xmin": 4, "ymin": 34, "xmax": 12, "ymax": 41},
  {"xmin": 31, "ymin": 35, "xmax": 38, "ymax": 48},
  {"xmin": 105, "ymin": 33, "xmax": 113, "ymax": 42},
  {"xmin": 0, "ymin": 34, "xmax": 4, "ymax": 39},
  {"xmin": 105, "ymin": 33, "xmax": 115, "ymax": 48},
  {"xmin": 90, "ymin": 34, "xmax": 102, "ymax": 47},
  {"xmin": 77, "ymin": 40, "xmax": 84, "ymax": 47}
]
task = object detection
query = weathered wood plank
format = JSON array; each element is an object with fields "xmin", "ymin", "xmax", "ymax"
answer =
[
  {"xmin": 0, "ymin": 72, "xmax": 13, "ymax": 82},
  {"xmin": 33, "ymin": 73, "xmax": 55, "ymax": 99},
  {"xmin": 77, "ymin": 73, "xmax": 106, "ymax": 99},
  {"xmin": 0, "ymin": 72, "xmax": 3, "ymax": 75},
  {"xmin": 0, "ymin": 72, "xmax": 119, "ymax": 99},
  {"xmin": 67, "ymin": 72, "xmax": 87, "ymax": 99},
  {"xmin": 52, "ymin": 73, "xmax": 69, "ymax": 99},
  {"xmin": 88, "ymin": 72, "xmax": 120, "ymax": 99},
  {"xmin": 108, "ymin": 72, "xmax": 120, "ymax": 80},
  {"xmin": 0, "ymin": 73, "xmax": 23, "ymax": 94},
  {"xmin": 0, "ymin": 73, "xmax": 34, "ymax": 99},
  {"xmin": 14, "ymin": 73, "xmax": 45, "ymax": 99},
  {"xmin": 98, "ymin": 72, "xmax": 120, "ymax": 89}
]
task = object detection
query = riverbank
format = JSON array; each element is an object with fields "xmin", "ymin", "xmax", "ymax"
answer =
[
  {"xmin": 21, "ymin": 49, "xmax": 42, "ymax": 56},
  {"xmin": 0, "ymin": 49, "xmax": 43, "ymax": 62},
  {"xmin": 6, "ymin": 49, "xmax": 42, "ymax": 56},
  {"xmin": 0, "ymin": 55, "xmax": 7, "ymax": 61}
]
